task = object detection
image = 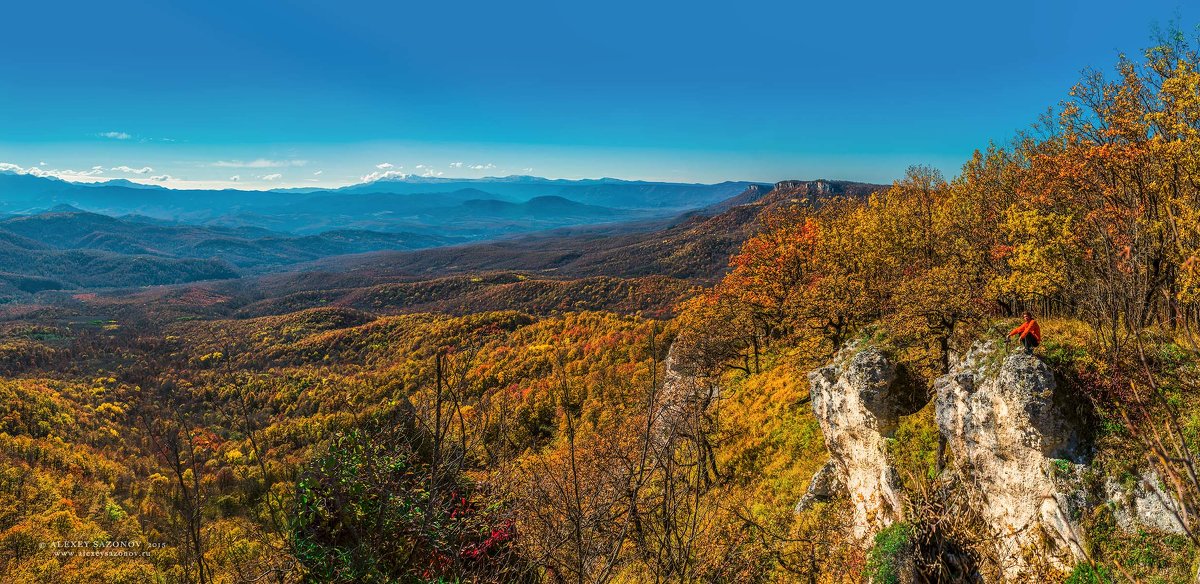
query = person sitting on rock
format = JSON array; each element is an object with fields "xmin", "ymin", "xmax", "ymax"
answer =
[{"xmin": 1008, "ymin": 311, "xmax": 1041, "ymax": 353}]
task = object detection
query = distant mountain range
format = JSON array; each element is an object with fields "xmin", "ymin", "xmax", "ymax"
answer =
[
  {"xmin": 146, "ymin": 179, "xmax": 880, "ymax": 318},
  {"xmin": 325, "ymin": 176, "xmax": 762, "ymax": 209},
  {"xmin": 0, "ymin": 172, "xmax": 761, "ymax": 237},
  {"xmin": 0, "ymin": 207, "xmax": 458, "ymax": 294},
  {"xmin": 0, "ymin": 177, "xmax": 883, "ymax": 300},
  {"xmin": 284, "ymin": 179, "xmax": 885, "ymax": 282}
]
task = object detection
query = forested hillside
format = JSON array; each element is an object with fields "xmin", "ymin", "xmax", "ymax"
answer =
[
  {"xmin": 0, "ymin": 208, "xmax": 459, "ymax": 294},
  {"xmin": 2, "ymin": 33, "xmax": 1200, "ymax": 584}
]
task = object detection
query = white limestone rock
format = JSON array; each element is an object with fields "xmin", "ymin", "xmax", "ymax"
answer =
[
  {"xmin": 934, "ymin": 342, "xmax": 1087, "ymax": 579},
  {"xmin": 805, "ymin": 344, "xmax": 926, "ymax": 542}
]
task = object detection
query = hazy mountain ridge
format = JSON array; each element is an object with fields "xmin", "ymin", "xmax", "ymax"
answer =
[
  {"xmin": 0, "ymin": 178, "xmax": 881, "ymax": 304},
  {"xmin": 0, "ymin": 209, "xmax": 462, "ymax": 295},
  {"xmin": 0, "ymin": 172, "xmax": 760, "ymax": 237},
  {"xmin": 284, "ymin": 179, "xmax": 885, "ymax": 284},
  {"xmin": 0, "ymin": 180, "xmax": 883, "ymax": 318}
]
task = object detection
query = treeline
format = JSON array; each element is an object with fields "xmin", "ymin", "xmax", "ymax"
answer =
[
  {"xmin": 670, "ymin": 29, "xmax": 1200, "ymax": 581},
  {"xmin": 680, "ymin": 31, "xmax": 1200, "ymax": 378}
]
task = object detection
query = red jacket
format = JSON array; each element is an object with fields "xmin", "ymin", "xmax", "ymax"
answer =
[{"xmin": 1009, "ymin": 320, "xmax": 1041, "ymax": 342}]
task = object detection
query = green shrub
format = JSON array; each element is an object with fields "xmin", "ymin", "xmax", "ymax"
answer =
[
  {"xmin": 1065, "ymin": 563, "xmax": 1113, "ymax": 584},
  {"xmin": 865, "ymin": 521, "xmax": 913, "ymax": 584}
]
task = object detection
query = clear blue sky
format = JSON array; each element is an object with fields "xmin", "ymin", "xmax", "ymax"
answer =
[{"xmin": 1, "ymin": 0, "xmax": 1196, "ymax": 189}]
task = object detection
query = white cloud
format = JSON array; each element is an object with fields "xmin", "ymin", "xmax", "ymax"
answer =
[
  {"xmin": 446, "ymin": 161, "xmax": 494, "ymax": 171},
  {"xmin": 360, "ymin": 170, "xmax": 409, "ymax": 182},
  {"xmin": 0, "ymin": 162, "xmax": 56, "ymax": 178},
  {"xmin": 0, "ymin": 161, "xmax": 103, "ymax": 180},
  {"xmin": 229, "ymin": 175, "xmax": 240, "ymax": 182},
  {"xmin": 0, "ymin": 165, "xmax": 280, "ymax": 190},
  {"xmin": 409, "ymin": 164, "xmax": 443, "ymax": 177},
  {"xmin": 375, "ymin": 162, "xmax": 394, "ymax": 169},
  {"xmin": 522, "ymin": 167, "xmax": 534, "ymax": 173},
  {"xmin": 99, "ymin": 131, "xmax": 132, "ymax": 140},
  {"xmin": 212, "ymin": 159, "xmax": 307, "ymax": 168},
  {"xmin": 313, "ymin": 170, "xmax": 323, "ymax": 176},
  {"xmin": 60, "ymin": 167, "xmax": 104, "ymax": 178},
  {"xmin": 259, "ymin": 173, "xmax": 283, "ymax": 181},
  {"xmin": 38, "ymin": 161, "xmax": 46, "ymax": 166},
  {"xmin": 110, "ymin": 165, "xmax": 154, "ymax": 174}
]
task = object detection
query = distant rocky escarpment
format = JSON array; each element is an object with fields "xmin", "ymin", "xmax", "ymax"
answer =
[{"xmin": 700, "ymin": 179, "xmax": 884, "ymax": 213}]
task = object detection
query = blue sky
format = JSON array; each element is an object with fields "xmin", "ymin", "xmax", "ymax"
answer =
[{"xmin": 1, "ymin": 0, "xmax": 1196, "ymax": 189}]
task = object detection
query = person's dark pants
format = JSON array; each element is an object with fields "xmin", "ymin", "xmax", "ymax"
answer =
[{"xmin": 1020, "ymin": 334, "xmax": 1038, "ymax": 353}]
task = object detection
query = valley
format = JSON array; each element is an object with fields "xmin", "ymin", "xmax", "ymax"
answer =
[{"xmin": 3, "ymin": 18, "xmax": 1200, "ymax": 584}]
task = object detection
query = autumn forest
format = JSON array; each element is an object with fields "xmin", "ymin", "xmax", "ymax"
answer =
[{"xmin": 4, "ymin": 27, "xmax": 1200, "ymax": 584}]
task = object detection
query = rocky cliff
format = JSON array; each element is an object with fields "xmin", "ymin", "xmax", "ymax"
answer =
[
  {"xmin": 934, "ymin": 342, "xmax": 1088, "ymax": 578},
  {"xmin": 800, "ymin": 344, "xmax": 928, "ymax": 541},
  {"xmin": 659, "ymin": 345, "xmax": 720, "ymax": 441},
  {"xmin": 798, "ymin": 340, "xmax": 1188, "ymax": 581}
]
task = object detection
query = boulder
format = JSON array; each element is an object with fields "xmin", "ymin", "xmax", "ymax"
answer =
[
  {"xmin": 804, "ymin": 344, "xmax": 927, "ymax": 542},
  {"xmin": 934, "ymin": 342, "xmax": 1087, "ymax": 579},
  {"xmin": 1105, "ymin": 470, "xmax": 1188, "ymax": 535}
]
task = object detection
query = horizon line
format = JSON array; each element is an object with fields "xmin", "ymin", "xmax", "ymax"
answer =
[{"xmin": 0, "ymin": 169, "xmax": 889, "ymax": 193}]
